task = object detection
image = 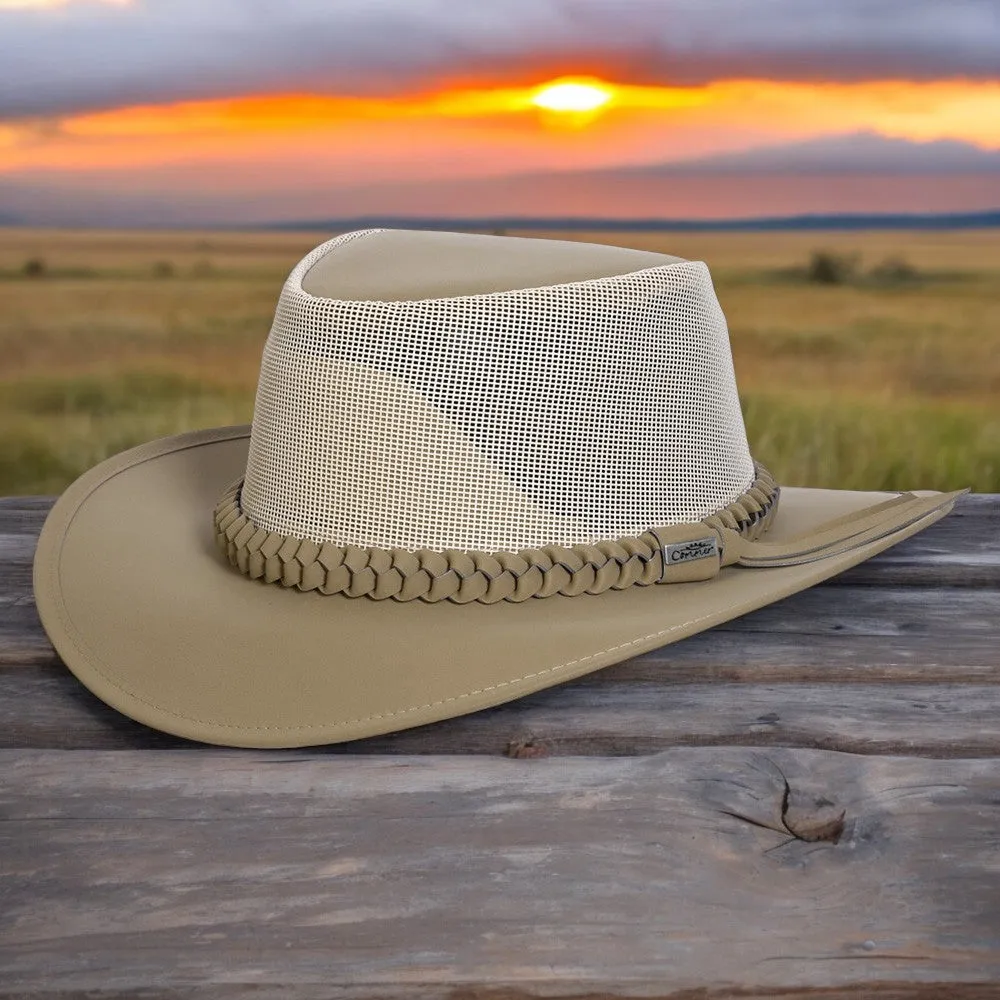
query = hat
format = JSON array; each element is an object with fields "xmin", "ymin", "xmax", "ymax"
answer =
[{"xmin": 33, "ymin": 228, "xmax": 962, "ymax": 748}]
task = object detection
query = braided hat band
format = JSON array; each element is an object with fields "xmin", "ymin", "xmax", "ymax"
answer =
[{"xmin": 213, "ymin": 463, "xmax": 779, "ymax": 604}]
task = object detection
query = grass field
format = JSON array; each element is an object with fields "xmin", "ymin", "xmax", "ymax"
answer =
[{"xmin": 0, "ymin": 226, "xmax": 997, "ymax": 496}]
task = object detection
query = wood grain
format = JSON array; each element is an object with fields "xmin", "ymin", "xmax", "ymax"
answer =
[
  {"xmin": 3, "ymin": 668, "xmax": 1000, "ymax": 756},
  {"xmin": 2, "ymin": 495, "xmax": 997, "ymax": 753},
  {"xmin": 2, "ymin": 747, "xmax": 998, "ymax": 997},
  {"xmin": 829, "ymin": 493, "xmax": 1000, "ymax": 588},
  {"xmin": 2, "ymin": 495, "xmax": 997, "ymax": 997}
]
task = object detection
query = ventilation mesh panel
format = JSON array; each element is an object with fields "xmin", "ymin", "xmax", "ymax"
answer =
[{"xmin": 241, "ymin": 230, "xmax": 755, "ymax": 552}]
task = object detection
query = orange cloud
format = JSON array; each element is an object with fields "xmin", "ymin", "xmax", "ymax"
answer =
[{"xmin": 1, "ymin": 77, "xmax": 998, "ymax": 177}]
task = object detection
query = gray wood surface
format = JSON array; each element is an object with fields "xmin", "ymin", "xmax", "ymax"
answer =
[
  {"xmin": 3, "ymin": 496, "xmax": 998, "ymax": 756},
  {"xmin": 4, "ymin": 669, "xmax": 1000, "ymax": 756},
  {"xmin": 1, "ymin": 493, "xmax": 998, "ymax": 998},
  {"xmin": 2, "ymin": 748, "xmax": 999, "ymax": 998}
]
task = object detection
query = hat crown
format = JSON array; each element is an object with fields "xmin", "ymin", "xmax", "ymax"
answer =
[{"xmin": 240, "ymin": 229, "xmax": 754, "ymax": 553}]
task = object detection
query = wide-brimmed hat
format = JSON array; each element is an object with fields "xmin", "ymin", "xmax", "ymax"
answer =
[{"xmin": 33, "ymin": 228, "xmax": 962, "ymax": 748}]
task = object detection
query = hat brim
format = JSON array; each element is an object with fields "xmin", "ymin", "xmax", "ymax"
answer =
[{"xmin": 34, "ymin": 426, "xmax": 955, "ymax": 748}]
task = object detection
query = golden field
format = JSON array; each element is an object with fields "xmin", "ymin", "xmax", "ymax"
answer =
[{"xmin": 0, "ymin": 226, "xmax": 997, "ymax": 495}]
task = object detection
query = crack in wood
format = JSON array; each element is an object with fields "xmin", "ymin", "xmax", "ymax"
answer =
[{"xmin": 715, "ymin": 756, "xmax": 847, "ymax": 847}]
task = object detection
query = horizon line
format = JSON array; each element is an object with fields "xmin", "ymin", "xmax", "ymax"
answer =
[
  {"xmin": 3, "ymin": 208, "xmax": 999, "ymax": 233},
  {"xmin": 246, "ymin": 208, "xmax": 1000, "ymax": 233}
]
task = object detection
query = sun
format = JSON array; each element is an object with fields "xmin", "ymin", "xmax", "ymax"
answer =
[{"xmin": 530, "ymin": 79, "xmax": 613, "ymax": 114}]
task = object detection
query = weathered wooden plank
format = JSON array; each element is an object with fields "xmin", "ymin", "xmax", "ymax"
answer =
[
  {"xmin": 0, "ymin": 494, "xmax": 53, "ymax": 523},
  {"xmin": 7, "ymin": 992, "xmax": 1000, "ymax": 1000},
  {"xmin": 3, "ymin": 668, "xmax": 999, "ymax": 756},
  {"xmin": 6, "ymin": 624, "xmax": 999, "ymax": 682},
  {"xmin": 832, "ymin": 493, "xmax": 1000, "ymax": 588},
  {"xmin": 1, "ymin": 747, "xmax": 998, "ymax": 997},
  {"xmin": 4, "ymin": 583, "xmax": 997, "ymax": 668},
  {"xmin": 4, "ymin": 494, "xmax": 998, "ymax": 589},
  {"xmin": 2, "ymin": 990, "xmax": 995, "ymax": 1000},
  {"xmin": 3, "ymin": 497, "xmax": 996, "ymax": 674},
  {"xmin": 0, "ymin": 522, "xmax": 1000, "ymax": 680},
  {"xmin": 3, "ymin": 494, "xmax": 997, "ymax": 753},
  {"xmin": 0, "ymin": 535, "xmax": 34, "ymax": 603},
  {"xmin": 621, "ymin": 629, "xmax": 1000, "ymax": 682},
  {"xmin": 716, "ymin": 584, "xmax": 1000, "ymax": 636},
  {"xmin": 8, "ymin": 990, "xmax": 1000, "ymax": 1000}
]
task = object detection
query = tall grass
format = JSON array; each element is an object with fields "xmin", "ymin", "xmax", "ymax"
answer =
[{"xmin": 0, "ymin": 227, "xmax": 997, "ymax": 495}]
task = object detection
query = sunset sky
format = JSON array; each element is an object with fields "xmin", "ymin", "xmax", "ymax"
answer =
[{"xmin": 1, "ymin": 0, "xmax": 998, "ymax": 225}]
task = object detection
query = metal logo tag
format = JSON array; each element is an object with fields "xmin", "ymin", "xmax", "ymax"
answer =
[{"xmin": 664, "ymin": 536, "xmax": 719, "ymax": 565}]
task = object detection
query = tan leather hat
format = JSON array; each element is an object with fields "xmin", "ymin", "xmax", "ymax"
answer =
[{"xmin": 33, "ymin": 229, "xmax": 962, "ymax": 747}]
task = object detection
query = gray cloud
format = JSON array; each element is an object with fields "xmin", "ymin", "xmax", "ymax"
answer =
[
  {"xmin": 1, "ymin": 0, "xmax": 998, "ymax": 119},
  {"xmin": 642, "ymin": 132, "xmax": 1000, "ymax": 173}
]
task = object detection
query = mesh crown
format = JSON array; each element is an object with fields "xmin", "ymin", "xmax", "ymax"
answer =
[{"xmin": 240, "ymin": 229, "xmax": 755, "ymax": 553}]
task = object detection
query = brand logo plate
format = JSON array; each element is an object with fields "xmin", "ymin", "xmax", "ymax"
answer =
[{"xmin": 665, "ymin": 536, "xmax": 719, "ymax": 565}]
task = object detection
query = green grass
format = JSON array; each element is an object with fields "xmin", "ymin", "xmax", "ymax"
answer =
[
  {"xmin": 0, "ymin": 372, "xmax": 254, "ymax": 495},
  {"xmin": 741, "ymin": 392, "xmax": 999, "ymax": 492},
  {"xmin": 0, "ymin": 227, "xmax": 997, "ymax": 495},
  {"xmin": 2, "ymin": 370, "xmax": 241, "ymax": 417}
]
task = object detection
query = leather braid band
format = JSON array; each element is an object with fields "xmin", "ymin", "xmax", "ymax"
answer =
[{"xmin": 213, "ymin": 464, "xmax": 778, "ymax": 604}]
